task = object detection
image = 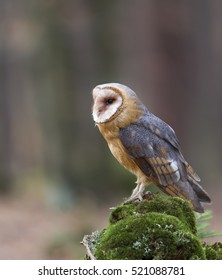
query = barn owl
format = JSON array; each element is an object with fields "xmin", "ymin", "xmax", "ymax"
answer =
[{"xmin": 91, "ymin": 83, "xmax": 211, "ymax": 212}]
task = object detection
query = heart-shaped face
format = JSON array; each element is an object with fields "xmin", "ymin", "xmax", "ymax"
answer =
[{"xmin": 92, "ymin": 85, "xmax": 123, "ymax": 123}]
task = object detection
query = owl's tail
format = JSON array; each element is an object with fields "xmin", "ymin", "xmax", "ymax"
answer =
[
  {"xmin": 161, "ymin": 177, "xmax": 211, "ymax": 213},
  {"xmin": 186, "ymin": 176, "xmax": 211, "ymax": 213}
]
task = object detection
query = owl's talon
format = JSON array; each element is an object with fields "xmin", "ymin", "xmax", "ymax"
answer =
[
  {"xmin": 123, "ymin": 194, "xmax": 143, "ymax": 205},
  {"xmin": 143, "ymin": 191, "xmax": 153, "ymax": 200},
  {"xmin": 123, "ymin": 184, "xmax": 145, "ymax": 204}
]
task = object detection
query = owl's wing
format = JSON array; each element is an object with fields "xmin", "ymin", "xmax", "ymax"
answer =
[{"xmin": 119, "ymin": 113, "xmax": 198, "ymax": 186}]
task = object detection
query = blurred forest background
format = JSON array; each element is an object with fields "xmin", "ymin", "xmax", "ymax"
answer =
[{"xmin": 0, "ymin": 0, "xmax": 221, "ymax": 259}]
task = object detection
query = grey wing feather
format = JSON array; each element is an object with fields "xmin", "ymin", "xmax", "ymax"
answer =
[{"xmin": 139, "ymin": 112, "xmax": 181, "ymax": 150}]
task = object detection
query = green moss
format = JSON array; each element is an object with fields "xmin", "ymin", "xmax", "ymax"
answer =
[
  {"xmin": 109, "ymin": 203, "xmax": 138, "ymax": 224},
  {"xmin": 204, "ymin": 242, "xmax": 222, "ymax": 260},
  {"xmin": 204, "ymin": 245, "xmax": 218, "ymax": 260},
  {"xmin": 110, "ymin": 195, "xmax": 196, "ymax": 234},
  {"xmin": 96, "ymin": 211, "xmax": 204, "ymax": 260}
]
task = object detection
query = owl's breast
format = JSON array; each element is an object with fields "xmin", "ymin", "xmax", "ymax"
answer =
[
  {"xmin": 98, "ymin": 122, "xmax": 147, "ymax": 183},
  {"xmin": 108, "ymin": 138, "xmax": 134, "ymax": 171}
]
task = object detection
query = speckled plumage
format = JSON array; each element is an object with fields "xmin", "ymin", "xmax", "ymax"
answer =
[{"xmin": 92, "ymin": 83, "xmax": 211, "ymax": 212}]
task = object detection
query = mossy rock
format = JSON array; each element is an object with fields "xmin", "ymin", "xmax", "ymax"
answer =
[
  {"xmin": 95, "ymin": 212, "xmax": 204, "ymax": 260},
  {"xmin": 82, "ymin": 195, "xmax": 221, "ymax": 260}
]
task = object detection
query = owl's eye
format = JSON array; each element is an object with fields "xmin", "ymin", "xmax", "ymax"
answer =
[{"xmin": 105, "ymin": 98, "xmax": 114, "ymax": 105}]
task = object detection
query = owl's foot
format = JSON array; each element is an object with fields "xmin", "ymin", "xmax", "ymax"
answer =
[{"xmin": 123, "ymin": 184, "xmax": 145, "ymax": 204}]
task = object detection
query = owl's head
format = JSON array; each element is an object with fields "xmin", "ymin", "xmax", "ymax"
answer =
[{"xmin": 92, "ymin": 83, "xmax": 144, "ymax": 124}]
